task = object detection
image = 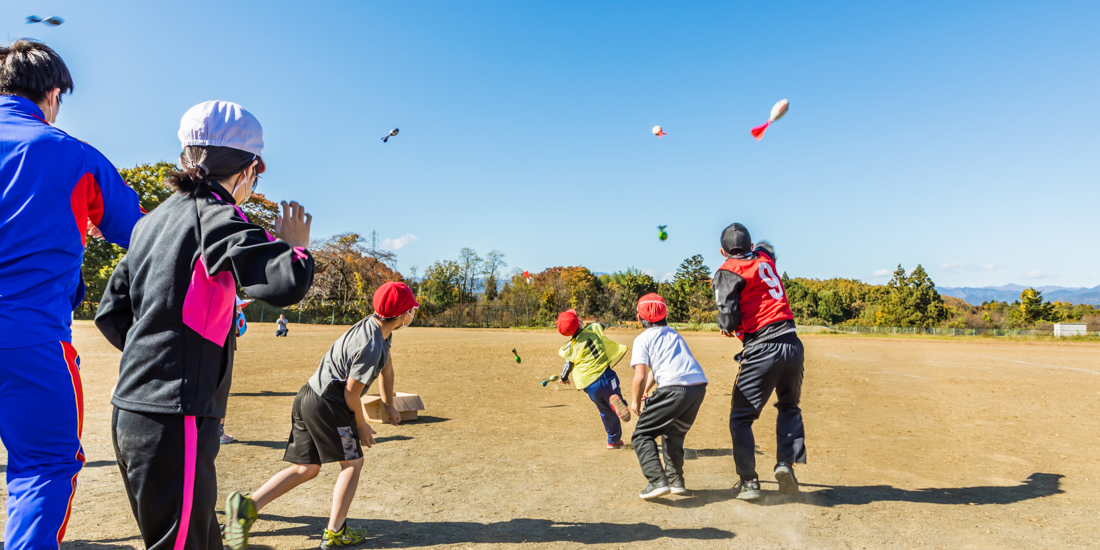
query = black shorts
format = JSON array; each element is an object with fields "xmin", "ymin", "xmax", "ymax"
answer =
[{"xmin": 283, "ymin": 384, "xmax": 364, "ymax": 465}]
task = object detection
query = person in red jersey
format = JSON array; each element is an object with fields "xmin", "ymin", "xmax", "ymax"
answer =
[{"xmin": 711, "ymin": 222, "xmax": 805, "ymax": 502}]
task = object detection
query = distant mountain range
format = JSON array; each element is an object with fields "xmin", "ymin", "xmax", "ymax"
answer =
[{"xmin": 938, "ymin": 284, "xmax": 1100, "ymax": 306}]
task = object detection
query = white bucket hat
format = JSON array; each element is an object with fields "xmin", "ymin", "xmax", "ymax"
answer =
[{"xmin": 178, "ymin": 100, "xmax": 264, "ymax": 157}]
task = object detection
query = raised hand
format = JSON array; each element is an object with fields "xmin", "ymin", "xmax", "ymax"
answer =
[{"xmin": 274, "ymin": 200, "xmax": 312, "ymax": 250}]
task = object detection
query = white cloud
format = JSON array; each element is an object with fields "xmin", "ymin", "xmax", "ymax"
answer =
[
  {"xmin": 642, "ymin": 269, "xmax": 674, "ymax": 282},
  {"xmin": 381, "ymin": 234, "xmax": 417, "ymax": 250},
  {"xmin": 872, "ymin": 268, "xmax": 891, "ymax": 277},
  {"xmin": 1022, "ymin": 270, "xmax": 1051, "ymax": 280},
  {"xmin": 940, "ymin": 262, "xmax": 999, "ymax": 272}
]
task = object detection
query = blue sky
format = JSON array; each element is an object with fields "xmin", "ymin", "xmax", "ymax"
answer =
[{"xmin": 4, "ymin": 1, "xmax": 1098, "ymax": 287}]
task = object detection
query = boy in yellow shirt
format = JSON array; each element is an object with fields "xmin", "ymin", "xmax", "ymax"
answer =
[{"xmin": 556, "ymin": 309, "xmax": 632, "ymax": 448}]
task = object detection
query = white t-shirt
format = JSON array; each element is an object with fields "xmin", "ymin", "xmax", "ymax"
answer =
[{"xmin": 630, "ymin": 326, "xmax": 708, "ymax": 387}]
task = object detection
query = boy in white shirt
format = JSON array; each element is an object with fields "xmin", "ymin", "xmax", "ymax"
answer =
[{"xmin": 628, "ymin": 293, "xmax": 708, "ymax": 499}]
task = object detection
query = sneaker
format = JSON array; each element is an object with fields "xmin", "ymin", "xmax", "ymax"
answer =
[
  {"xmin": 606, "ymin": 440, "xmax": 625, "ymax": 450},
  {"xmin": 669, "ymin": 477, "xmax": 688, "ymax": 495},
  {"xmin": 639, "ymin": 480, "xmax": 671, "ymax": 500},
  {"xmin": 220, "ymin": 432, "xmax": 236, "ymax": 444},
  {"xmin": 609, "ymin": 395, "xmax": 631, "ymax": 422},
  {"xmin": 774, "ymin": 463, "xmax": 800, "ymax": 495},
  {"xmin": 733, "ymin": 477, "xmax": 761, "ymax": 501},
  {"xmin": 224, "ymin": 492, "xmax": 258, "ymax": 550},
  {"xmin": 320, "ymin": 521, "xmax": 367, "ymax": 548}
]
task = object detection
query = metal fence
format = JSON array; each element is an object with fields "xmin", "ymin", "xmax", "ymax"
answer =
[{"xmin": 800, "ymin": 325, "xmax": 1098, "ymax": 338}]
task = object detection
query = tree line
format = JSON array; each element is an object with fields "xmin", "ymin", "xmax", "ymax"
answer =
[{"xmin": 81, "ymin": 163, "xmax": 1098, "ymax": 330}]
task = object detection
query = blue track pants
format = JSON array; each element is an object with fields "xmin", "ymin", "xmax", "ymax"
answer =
[
  {"xmin": 583, "ymin": 368, "xmax": 625, "ymax": 445},
  {"xmin": 0, "ymin": 341, "xmax": 84, "ymax": 550}
]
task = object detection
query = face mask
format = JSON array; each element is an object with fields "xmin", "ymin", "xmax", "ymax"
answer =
[
  {"xmin": 396, "ymin": 309, "xmax": 416, "ymax": 331},
  {"xmin": 230, "ymin": 171, "xmax": 248, "ymax": 198}
]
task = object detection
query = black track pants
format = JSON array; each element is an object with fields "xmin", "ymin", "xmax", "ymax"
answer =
[
  {"xmin": 631, "ymin": 384, "xmax": 707, "ymax": 485},
  {"xmin": 112, "ymin": 408, "xmax": 222, "ymax": 550},
  {"xmin": 730, "ymin": 332, "xmax": 806, "ymax": 479}
]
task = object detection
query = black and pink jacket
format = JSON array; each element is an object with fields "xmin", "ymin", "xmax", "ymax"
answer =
[{"xmin": 96, "ymin": 184, "xmax": 314, "ymax": 418}]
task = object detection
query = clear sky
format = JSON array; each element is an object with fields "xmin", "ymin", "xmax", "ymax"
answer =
[{"xmin": 4, "ymin": 1, "xmax": 1097, "ymax": 287}]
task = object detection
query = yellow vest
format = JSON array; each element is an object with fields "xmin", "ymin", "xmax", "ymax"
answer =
[{"xmin": 558, "ymin": 323, "xmax": 628, "ymax": 389}]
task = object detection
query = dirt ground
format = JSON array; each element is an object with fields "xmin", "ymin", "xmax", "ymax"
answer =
[{"xmin": 2, "ymin": 322, "xmax": 1099, "ymax": 549}]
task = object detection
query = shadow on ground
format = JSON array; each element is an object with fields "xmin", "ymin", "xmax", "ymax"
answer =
[
  {"xmin": 66, "ymin": 535, "xmax": 141, "ymax": 549},
  {"xmin": 230, "ymin": 390, "xmax": 298, "ymax": 397},
  {"xmin": 235, "ymin": 435, "xmax": 413, "ymax": 451},
  {"xmin": 652, "ymin": 473, "xmax": 1063, "ymax": 509},
  {"xmin": 251, "ymin": 515, "xmax": 734, "ymax": 547},
  {"xmin": 682, "ymin": 446, "xmax": 762, "ymax": 459},
  {"xmin": 401, "ymin": 415, "xmax": 449, "ymax": 425},
  {"xmin": 800, "ymin": 472, "xmax": 1065, "ymax": 507}
]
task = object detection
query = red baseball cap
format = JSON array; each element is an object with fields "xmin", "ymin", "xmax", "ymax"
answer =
[
  {"xmin": 556, "ymin": 309, "xmax": 581, "ymax": 336},
  {"xmin": 372, "ymin": 281, "xmax": 419, "ymax": 319},
  {"xmin": 637, "ymin": 293, "xmax": 667, "ymax": 323}
]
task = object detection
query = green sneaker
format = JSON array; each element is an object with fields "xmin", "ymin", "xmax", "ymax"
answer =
[
  {"xmin": 224, "ymin": 491, "xmax": 258, "ymax": 550},
  {"xmin": 320, "ymin": 521, "xmax": 368, "ymax": 548}
]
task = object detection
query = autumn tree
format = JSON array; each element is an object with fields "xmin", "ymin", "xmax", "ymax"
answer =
[{"xmin": 304, "ymin": 233, "xmax": 399, "ymax": 318}]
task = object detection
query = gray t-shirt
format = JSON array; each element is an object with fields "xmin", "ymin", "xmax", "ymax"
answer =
[
  {"xmin": 276, "ymin": 318, "xmax": 288, "ymax": 329},
  {"xmin": 308, "ymin": 316, "xmax": 391, "ymax": 404}
]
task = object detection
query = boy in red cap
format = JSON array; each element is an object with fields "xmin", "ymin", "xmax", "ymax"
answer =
[
  {"xmin": 556, "ymin": 309, "xmax": 631, "ymax": 449},
  {"xmin": 224, "ymin": 281, "xmax": 418, "ymax": 550},
  {"xmin": 628, "ymin": 294, "xmax": 708, "ymax": 499},
  {"xmin": 712, "ymin": 222, "xmax": 806, "ymax": 502}
]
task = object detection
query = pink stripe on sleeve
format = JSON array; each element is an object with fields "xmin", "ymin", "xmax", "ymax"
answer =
[
  {"xmin": 173, "ymin": 416, "xmax": 198, "ymax": 550},
  {"xmin": 293, "ymin": 246, "xmax": 308, "ymax": 261}
]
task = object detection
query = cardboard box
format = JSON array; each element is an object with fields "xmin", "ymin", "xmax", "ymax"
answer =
[{"xmin": 361, "ymin": 392, "xmax": 425, "ymax": 423}]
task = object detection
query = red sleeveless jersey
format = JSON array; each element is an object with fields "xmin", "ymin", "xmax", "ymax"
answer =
[{"xmin": 717, "ymin": 251, "xmax": 794, "ymax": 336}]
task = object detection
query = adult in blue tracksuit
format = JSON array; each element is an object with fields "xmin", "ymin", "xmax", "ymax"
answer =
[{"xmin": 0, "ymin": 40, "xmax": 143, "ymax": 549}]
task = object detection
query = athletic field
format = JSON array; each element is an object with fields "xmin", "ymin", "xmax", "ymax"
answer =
[{"xmin": 2, "ymin": 322, "xmax": 1098, "ymax": 549}]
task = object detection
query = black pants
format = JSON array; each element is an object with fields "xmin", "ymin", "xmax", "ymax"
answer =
[
  {"xmin": 112, "ymin": 408, "xmax": 222, "ymax": 550},
  {"xmin": 730, "ymin": 332, "xmax": 806, "ymax": 478},
  {"xmin": 631, "ymin": 384, "xmax": 707, "ymax": 484}
]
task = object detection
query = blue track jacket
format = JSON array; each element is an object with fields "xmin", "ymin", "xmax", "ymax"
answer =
[{"xmin": 0, "ymin": 95, "xmax": 143, "ymax": 347}]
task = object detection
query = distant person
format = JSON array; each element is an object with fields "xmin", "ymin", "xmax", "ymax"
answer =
[
  {"xmin": 95, "ymin": 100, "xmax": 315, "ymax": 549},
  {"xmin": 712, "ymin": 223, "xmax": 806, "ymax": 501},
  {"xmin": 556, "ymin": 309, "xmax": 632, "ymax": 449},
  {"xmin": 0, "ymin": 39, "xmax": 144, "ymax": 549},
  {"xmin": 628, "ymin": 294, "xmax": 708, "ymax": 500},
  {"xmin": 276, "ymin": 313, "xmax": 289, "ymax": 336},
  {"xmin": 224, "ymin": 282, "xmax": 417, "ymax": 550}
]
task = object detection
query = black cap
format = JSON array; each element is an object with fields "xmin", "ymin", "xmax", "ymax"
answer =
[{"xmin": 721, "ymin": 223, "xmax": 752, "ymax": 255}]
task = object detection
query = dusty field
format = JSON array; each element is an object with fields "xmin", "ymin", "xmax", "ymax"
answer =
[{"xmin": 3, "ymin": 322, "xmax": 1100, "ymax": 549}]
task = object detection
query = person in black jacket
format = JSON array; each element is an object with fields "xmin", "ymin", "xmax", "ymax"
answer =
[
  {"xmin": 96, "ymin": 101, "xmax": 315, "ymax": 550},
  {"xmin": 712, "ymin": 222, "xmax": 806, "ymax": 502}
]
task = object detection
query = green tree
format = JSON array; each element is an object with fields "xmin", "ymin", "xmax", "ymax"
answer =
[
  {"xmin": 878, "ymin": 264, "xmax": 947, "ymax": 327},
  {"xmin": 661, "ymin": 255, "xmax": 715, "ymax": 322},
  {"xmin": 1018, "ymin": 288, "xmax": 1054, "ymax": 324},
  {"xmin": 81, "ymin": 162, "xmax": 175, "ymax": 306},
  {"xmin": 817, "ymin": 291, "xmax": 845, "ymax": 324},
  {"xmin": 601, "ymin": 268, "xmax": 658, "ymax": 321},
  {"xmin": 421, "ymin": 260, "xmax": 463, "ymax": 310}
]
